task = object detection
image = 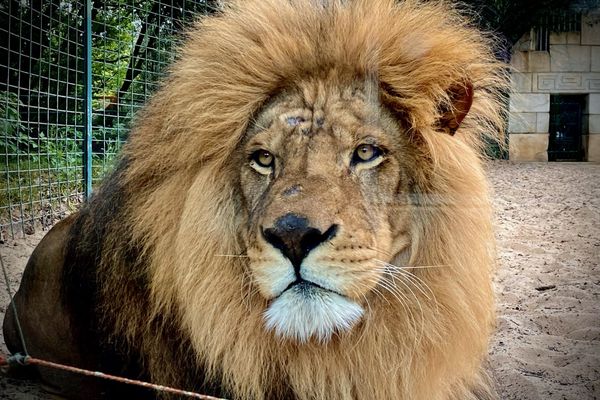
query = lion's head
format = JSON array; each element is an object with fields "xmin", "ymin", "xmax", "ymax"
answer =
[
  {"xmin": 94, "ymin": 0, "xmax": 508, "ymax": 398},
  {"xmin": 239, "ymin": 81, "xmax": 417, "ymax": 342}
]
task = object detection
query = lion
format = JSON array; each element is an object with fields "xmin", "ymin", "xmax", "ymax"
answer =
[{"xmin": 2, "ymin": 0, "xmax": 508, "ymax": 399}]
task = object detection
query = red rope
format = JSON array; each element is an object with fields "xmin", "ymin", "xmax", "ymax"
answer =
[{"xmin": 1, "ymin": 353, "xmax": 227, "ymax": 400}]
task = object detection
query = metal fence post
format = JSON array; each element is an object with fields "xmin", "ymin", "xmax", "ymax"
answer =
[{"xmin": 83, "ymin": 0, "xmax": 93, "ymax": 199}]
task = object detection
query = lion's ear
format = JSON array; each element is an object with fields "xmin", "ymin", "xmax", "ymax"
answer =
[{"xmin": 437, "ymin": 82, "xmax": 473, "ymax": 135}]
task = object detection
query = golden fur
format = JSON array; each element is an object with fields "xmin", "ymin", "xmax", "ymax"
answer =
[
  {"xmin": 119, "ymin": 0, "xmax": 506, "ymax": 398},
  {"xmin": 6, "ymin": 1, "xmax": 508, "ymax": 399}
]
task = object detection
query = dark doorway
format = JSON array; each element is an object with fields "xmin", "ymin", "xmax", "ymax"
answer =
[{"xmin": 548, "ymin": 95, "xmax": 585, "ymax": 161}]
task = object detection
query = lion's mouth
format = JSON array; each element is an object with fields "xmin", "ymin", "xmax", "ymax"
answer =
[
  {"xmin": 277, "ymin": 279, "xmax": 342, "ymax": 298},
  {"xmin": 264, "ymin": 279, "xmax": 364, "ymax": 343}
]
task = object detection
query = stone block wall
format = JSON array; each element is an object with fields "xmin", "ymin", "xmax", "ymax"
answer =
[
  {"xmin": 508, "ymin": 11, "xmax": 600, "ymax": 162},
  {"xmin": 586, "ymin": 93, "xmax": 600, "ymax": 161}
]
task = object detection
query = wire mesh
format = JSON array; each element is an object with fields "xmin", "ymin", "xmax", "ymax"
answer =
[{"xmin": 0, "ymin": 0, "xmax": 217, "ymax": 239}]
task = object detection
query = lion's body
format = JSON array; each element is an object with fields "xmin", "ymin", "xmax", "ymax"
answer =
[{"xmin": 3, "ymin": 1, "xmax": 507, "ymax": 399}]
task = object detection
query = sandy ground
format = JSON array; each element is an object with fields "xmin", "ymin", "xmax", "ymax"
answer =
[
  {"xmin": 0, "ymin": 161, "xmax": 599, "ymax": 399},
  {"xmin": 487, "ymin": 162, "xmax": 599, "ymax": 400}
]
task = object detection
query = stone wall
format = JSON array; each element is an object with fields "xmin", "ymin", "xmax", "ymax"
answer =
[{"xmin": 508, "ymin": 11, "xmax": 600, "ymax": 162}]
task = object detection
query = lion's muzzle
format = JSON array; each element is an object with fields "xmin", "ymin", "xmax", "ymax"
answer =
[
  {"xmin": 261, "ymin": 213, "xmax": 338, "ymax": 273},
  {"xmin": 255, "ymin": 213, "xmax": 365, "ymax": 342}
]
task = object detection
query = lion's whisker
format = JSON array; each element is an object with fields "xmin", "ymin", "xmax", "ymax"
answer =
[
  {"xmin": 372, "ymin": 260, "xmax": 434, "ymax": 302},
  {"xmin": 373, "ymin": 260, "xmax": 441, "ymax": 312},
  {"xmin": 369, "ymin": 276, "xmax": 422, "ymax": 345},
  {"xmin": 398, "ymin": 264, "xmax": 449, "ymax": 269},
  {"xmin": 362, "ymin": 281, "xmax": 391, "ymax": 307},
  {"xmin": 373, "ymin": 259, "xmax": 451, "ymax": 270},
  {"xmin": 377, "ymin": 272, "xmax": 426, "ymax": 345},
  {"xmin": 366, "ymin": 246, "xmax": 393, "ymax": 257},
  {"xmin": 372, "ymin": 281, "xmax": 406, "ymax": 314},
  {"xmin": 373, "ymin": 276, "xmax": 413, "ymax": 310},
  {"xmin": 215, "ymin": 254, "xmax": 249, "ymax": 257},
  {"xmin": 391, "ymin": 270, "xmax": 432, "ymax": 301}
]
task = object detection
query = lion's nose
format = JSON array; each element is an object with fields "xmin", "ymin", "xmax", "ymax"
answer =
[{"xmin": 262, "ymin": 213, "xmax": 338, "ymax": 272}]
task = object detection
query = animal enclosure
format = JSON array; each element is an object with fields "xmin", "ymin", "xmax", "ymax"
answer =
[{"xmin": 0, "ymin": 0, "xmax": 217, "ymax": 239}]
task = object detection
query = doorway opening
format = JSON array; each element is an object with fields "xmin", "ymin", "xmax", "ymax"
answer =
[{"xmin": 548, "ymin": 95, "xmax": 586, "ymax": 161}]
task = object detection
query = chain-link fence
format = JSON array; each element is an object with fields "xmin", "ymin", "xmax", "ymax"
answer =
[{"xmin": 1, "ymin": 0, "xmax": 217, "ymax": 239}]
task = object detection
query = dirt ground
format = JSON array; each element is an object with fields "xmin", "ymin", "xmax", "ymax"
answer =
[{"xmin": 0, "ymin": 161, "xmax": 599, "ymax": 399}]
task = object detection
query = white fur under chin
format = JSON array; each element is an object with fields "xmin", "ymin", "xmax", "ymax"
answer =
[{"xmin": 264, "ymin": 283, "xmax": 364, "ymax": 343}]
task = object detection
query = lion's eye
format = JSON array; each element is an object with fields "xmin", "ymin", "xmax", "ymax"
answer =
[
  {"xmin": 352, "ymin": 144, "xmax": 382, "ymax": 164},
  {"xmin": 251, "ymin": 150, "xmax": 274, "ymax": 169}
]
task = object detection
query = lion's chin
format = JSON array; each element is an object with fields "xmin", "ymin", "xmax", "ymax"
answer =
[{"xmin": 264, "ymin": 281, "xmax": 364, "ymax": 343}]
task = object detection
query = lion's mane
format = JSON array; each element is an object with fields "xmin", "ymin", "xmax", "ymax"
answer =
[{"xmin": 63, "ymin": 1, "xmax": 507, "ymax": 399}]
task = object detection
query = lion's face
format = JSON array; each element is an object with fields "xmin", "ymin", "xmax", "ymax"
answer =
[{"xmin": 238, "ymin": 80, "xmax": 415, "ymax": 342}]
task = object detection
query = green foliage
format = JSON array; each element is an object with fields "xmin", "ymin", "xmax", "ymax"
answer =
[
  {"xmin": 91, "ymin": 5, "xmax": 139, "ymax": 104},
  {"xmin": 41, "ymin": 127, "xmax": 83, "ymax": 168},
  {"xmin": 0, "ymin": 92, "xmax": 28, "ymax": 156},
  {"xmin": 0, "ymin": 1, "xmax": 219, "ymax": 227}
]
